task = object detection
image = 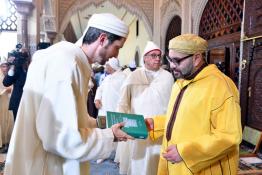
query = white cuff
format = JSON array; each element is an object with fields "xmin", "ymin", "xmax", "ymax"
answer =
[{"xmin": 8, "ymin": 67, "xmax": 15, "ymax": 76}]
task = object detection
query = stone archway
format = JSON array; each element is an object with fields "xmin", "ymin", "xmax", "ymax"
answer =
[
  {"xmin": 58, "ymin": 0, "xmax": 153, "ymax": 40},
  {"xmin": 165, "ymin": 16, "xmax": 181, "ymax": 53},
  {"xmin": 192, "ymin": 0, "xmax": 208, "ymax": 34},
  {"xmin": 160, "ymin": 0, "xmax": 181, "ymax": 51}
]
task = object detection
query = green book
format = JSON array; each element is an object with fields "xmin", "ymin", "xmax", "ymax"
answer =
[{"xmin": 106, "ymin": 111, "xmax": 148, "ymax": 139}]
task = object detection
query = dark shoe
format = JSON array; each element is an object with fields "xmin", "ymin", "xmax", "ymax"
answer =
[
  {"xmin": 0, "ymin": 145, "xmax": 8, "ymax": 153},
  {"xmin": 4, "ymin": 144, "xmax": 8, "ymax": 153},
  {"xmin": 0, "ymin": 161, "xmax": 5, "ymax": 172},
  {"xmin": 0, "ymin": 147, "xmax": 6, "ymax": 153}
]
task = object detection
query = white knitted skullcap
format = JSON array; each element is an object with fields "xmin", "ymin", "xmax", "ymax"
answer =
[
  {"xmin": 0, "ymin": 57, "xmax": 8, "ymax": 65},
  {"xmin": 128, "ymin": 59, "xmax": 136, "ymax": 68},
  {"xmin": 106, "ymin": 57, "xmax": 121, "ymax": 71},
  {"xmin": 142, "ymin": 41, "xmax": 161, "ymax": 57},
  {"xmin": 75, "ymin": 13, "xmax": 129, "ymax": 46}
]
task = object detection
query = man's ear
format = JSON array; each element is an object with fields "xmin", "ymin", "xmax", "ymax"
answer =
[
  {"xmin": 193, "ymin": 53, "xmax": 202, "ymax": 67},
  {"xmin": 99, "ymin": 33, "xmax": 108, "ymax": 46}
]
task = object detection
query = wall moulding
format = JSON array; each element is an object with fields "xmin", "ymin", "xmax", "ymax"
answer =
[{"xmin": 58, "ymin": 0, "xmax": 153, "ymax": 39}]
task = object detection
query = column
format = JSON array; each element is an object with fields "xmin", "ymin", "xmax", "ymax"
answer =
[
  {"xmin": 153, "ymin": 0, "xmax": 161, "ymax": 46},
  {"xmin": 43, "ymin": 15, "xmax": 57, "ymax": 44},
  {"xmin": 46, "ymin": 31, "xmax": 57, "ymax": 44},
  {"xmin": 181, "ymin": 0, "xmax": 192, "ymax": 34},
  {"xmin": 12, "ymin": 0, "xmax": 34, "ymax": 49}
]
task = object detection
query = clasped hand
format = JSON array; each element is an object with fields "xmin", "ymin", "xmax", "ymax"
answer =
[
  {"xmin": 162, "ymin": 145, "xmax": 182, "ymax": 164},
  {"xmin": 111, "ymin": 122, "xmax": 134, "ymax": 142},
  {"xmin": 94, "ymin": 99, "xmax": 102, "ymax": 109}
]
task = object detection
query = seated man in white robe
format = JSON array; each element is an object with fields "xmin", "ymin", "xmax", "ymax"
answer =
[
  {"xmin": 115, "ymin": 41, "xmax": 174, "ymax": 175},
  {"xmin": 4, "ymin": 13, "xmax": 133, "ymax": 175}
]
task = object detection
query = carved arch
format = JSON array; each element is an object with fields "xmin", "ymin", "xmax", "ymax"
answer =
[
  {"xmin": 58, "ymin": 0, "xmax": 153, "ymax": 39},
  {"xmin": 192, "ymin": 0, "xmax": 208, "ymax": 34},
  {"xmin": 160, "ymin": 0, "xmax": 181, "ymax": 51}
]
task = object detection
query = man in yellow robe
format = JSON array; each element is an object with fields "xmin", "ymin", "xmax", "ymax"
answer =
[{"xmin": 147, "ymin": 34, "xmax": 242, "ymax": 175}]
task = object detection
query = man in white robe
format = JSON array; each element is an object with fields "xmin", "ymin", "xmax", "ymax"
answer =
[
  {"xmin": 115, "ymin": 41, "xmax": 174, "ymax": 175},
  {"xmin": 0, "ymin": 61, "xmax": 14, "ymax": 152},
  {"xmin": 94, "ymin": 57, "xmax": 126, "ymax": 116},
  {"xmin": 94, "ymin": 57, "xmax": 126, "ymax": 164},
  {"xmin": 98, "ymin": 57, "xmax": 119, "ymax": 86},
  {"xmin": 4, "ymin": 13, "xmax": 133, "ymax": 175}
]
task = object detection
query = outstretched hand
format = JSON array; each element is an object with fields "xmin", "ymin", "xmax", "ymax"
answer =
[
  {"xmin": 111, "ymin": 122, "xmax": 134, "ymax": 142},
  {"xmin": 145, "ymin": 118, "xmax": 154, "ymax": 131}
]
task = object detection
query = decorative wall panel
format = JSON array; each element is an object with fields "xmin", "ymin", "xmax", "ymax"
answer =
[
  {"xmin": 0, "ymin": 0, "xmax": 17, "ymax": 31},
  {"xmin": 199, "ymin": 0, "xmax": 243, "ymax": 40}
]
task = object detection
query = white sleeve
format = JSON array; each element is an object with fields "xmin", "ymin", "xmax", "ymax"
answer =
[
  {"xmin": 7, "ymin": 65, "xmax": 15, "ymax": 76},
  {"xmin": 36, "ymin": 80, "xmax": 115, "ymax": 161},
  {"xmin": 94, "ymin": 82, "xmax": 103, "ymax": 101},
  {"xmin": 116, "ymin": 83, "xmax": 131, "ymax": 113}
]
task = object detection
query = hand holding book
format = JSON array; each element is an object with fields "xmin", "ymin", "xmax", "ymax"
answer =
[
  {"xmin": 111, "ymin": 122, "xmax": 134, "ymax": 142},
  {"xmin": 106, "ymin": 111, "xmax": 148, "ymax": 139},
  {"xmin": 97, "ymin": 112, "xmax": 149, "ymax": 139},
  {"xmin": 145, "ymin": 118, "xmax": 154, "ymax": 131}
]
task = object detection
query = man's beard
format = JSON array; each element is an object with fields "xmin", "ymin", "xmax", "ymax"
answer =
[
  {"xmin": 171, "ymin": 61, "xmax": 194, "ymax": 79},
  {"xmin": 98, "ymin": 44, "xmax": 112, "ymax": 65},
  {"xmin": 97, "ymin": 45, "xmax": 109, "ymax": 65},
  {"xmin": 98, "ymin": 56, "xmax": 107, "ymax": 65}
]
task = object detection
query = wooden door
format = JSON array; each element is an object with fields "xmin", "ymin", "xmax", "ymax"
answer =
[
  {"xmin": 206, "ymin": 41, "xmax": 240, "ymax": 85},
  {"xmin": 247, "ymin": 44, "xmax": 262, "ymax": 130},
  {"xmin": 241, "ymin": 0, "xmax": 262, "ymax": 130},
  {"xmin": 208, "ymin": 47, "xmax": 229, "ymax": 74}
]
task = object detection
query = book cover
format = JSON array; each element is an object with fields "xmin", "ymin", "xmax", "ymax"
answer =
[
  {"xmin": 97, "ymin": 116, "xmax": 106, "ymax": 129},
  {"xmin": 106, "ymin": 111, "xmax": 148, "ymax": 139}
]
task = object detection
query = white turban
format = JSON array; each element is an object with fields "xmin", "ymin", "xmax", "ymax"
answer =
[
  {"xmin": 75, "ymin": 13, "xmax": 129, "ymax": 46},
  {"xmin": 142, "ymin": 41, "xmax": 162, "ymax": 57},
  {"xmin": 128, "ymin": 59, "xmax": 136, "ymax": 68},
  {"xmin": 0, "ymin": 57, "xmax": 8, "ymax": 65},
  {"xmin": 106, "ymin": 57, "xmax": 121, "ymax": 71}
]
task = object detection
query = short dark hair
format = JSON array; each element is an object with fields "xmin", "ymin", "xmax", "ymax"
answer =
[{"xmin": 82, "ymin": 27, "xmax": 122, "ymax": 45}]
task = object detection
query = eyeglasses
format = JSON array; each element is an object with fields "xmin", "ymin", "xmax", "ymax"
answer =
[
  {"xmin": 166, "ymin": 54, "xmax": 193, "ymax": 65},
  {"xmin": 144, "ymin": 54, "xmax": 162, "ymax": 59}
]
